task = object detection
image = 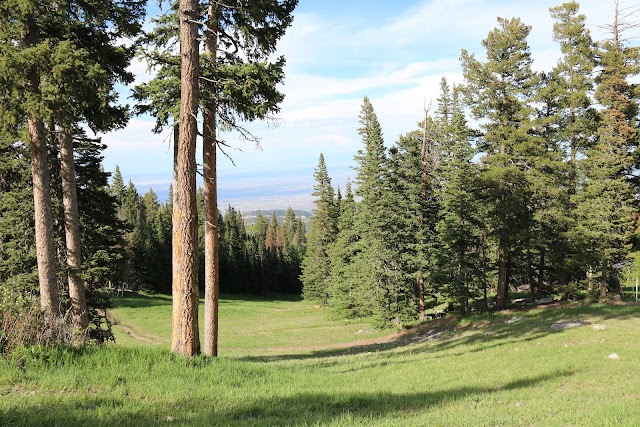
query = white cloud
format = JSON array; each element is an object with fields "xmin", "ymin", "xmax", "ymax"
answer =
[
  {"xmin": 128, "ymin": 56, "xmax": 156, "ymax": 86},
  {"xmin": 104, "ymin": 0, "xmax": 640, "ymax": 210}
]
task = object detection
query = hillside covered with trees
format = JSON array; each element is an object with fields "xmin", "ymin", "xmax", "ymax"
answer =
[{"xmin": 301, "ymin": 1, "xmax": 640, "ymax": 326}]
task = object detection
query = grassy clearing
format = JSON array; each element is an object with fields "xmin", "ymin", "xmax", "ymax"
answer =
[
  {"xmin": 2, "ymin": 294, "xmax": 640, "ymax": 426},
  {"xmin": 108, "ymin": 293, "xmax": 389, "ymax": 354}
]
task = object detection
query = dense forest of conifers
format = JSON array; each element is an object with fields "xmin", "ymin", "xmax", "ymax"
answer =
[
  {"xmin": 0, "ymin": 142, "xmax": 306, "ymax": 334},
  {"xmin": 109, "ymin": 166, "xmax": 306, "ymax": 295},
  {"xmin": 300, "ymin": 2, "xmax": 640, "ymax": 326}
]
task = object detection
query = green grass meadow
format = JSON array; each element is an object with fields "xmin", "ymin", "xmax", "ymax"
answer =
[{"xmin": 2, "ymin": 293, "xmax": 640, "ymax": 426}]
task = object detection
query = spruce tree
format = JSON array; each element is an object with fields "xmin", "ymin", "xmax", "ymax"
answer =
[
  {"xmin": 110, "ymin": 166, "xmax": 127, "ymax": 220},
  {"xmin": 0, "ymin": 133, "xmax": 38, "ymax": 292},
  {"xmin": 328, "ymin": 180, "xmax": 371, "ymax": 318},
  {"xmin": 0, "ymin": 0, "xmax": 144, "ymax": 326},
  {"xmin": 71, "ymin": 135, "xmax": 127, "ymax": 342},
  {"xmin": 0, "ymin": 129, "xmax": 126, "ymax": 342},
  {"xmin": 435, "ymin": 86, "xmax": 487, "ymax": 313},
  {"xmin": 0, "ymin": 0, "xmax": 61, "ymax": 317},
  {"xmin": 350, "ymin": 97, "xmax": 409, "ymax": 325},
  {"xmin": 549, "ymin": 1, "xmax": 597, "ymax": 180},
  {"xmin": 300, "ymin": 154, "xmax": 337, "ymax": 304},
  {"xmin": 461, "ymin": 17, "xmax": 538, "ymax": 309},
  {"xmin": 573, "ymin": 1, "xmax": 639, "ymax": 298},
  {"xmin": 385, "ymin": 129, "xmax": 433, "ymax": 320},
  {"xmin": 521, "ymin": 2, "xmax": 596, "ymax": 298}
]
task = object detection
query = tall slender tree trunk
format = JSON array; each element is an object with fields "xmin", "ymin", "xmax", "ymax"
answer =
[
  {"xmin": 417, "ymin": 276, "xmax": 425, "ymax": 319},
  {"xmin": 172, "ymin": 0, "xmax": 201, "ymax": 356},
  {"xmin": 203, "ymin": 111, "xmax": 219, "ymax": 356},
  {"xmin": 495, "ymin": 246, "xmax": 508, "ymax": 309},
  {"xmin": 526, "ymin": 250, "xmax": 535, "ymax": 298},
  {"xmin": 171, "ymin": 121, "xmax": 181, "ymax": 349},
  {"xmin": 537, "ymin": 249, "xmax": 545, "ymax": 299},
  {"xmin": 600, "ymin": 262, "xmax": 608, "ymax": 300},
  {"xmin": 24, "ymin": 15, "xmax": 60, "ymax": 318},
  {"xmin": 203, "ymin": 1, "xmax": 220, "ymax": 357},
  {"xmin": 59, "ymin": 126, "xmax": 89, "ymax": 335},
  {"xmin": 29, "ymin": 115, "xmax": 61, "ymax": 317}
]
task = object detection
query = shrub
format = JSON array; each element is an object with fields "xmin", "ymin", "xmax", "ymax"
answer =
[{"xmin": 0, "ymin": 287, "xmax": 75, "ymax": 356}]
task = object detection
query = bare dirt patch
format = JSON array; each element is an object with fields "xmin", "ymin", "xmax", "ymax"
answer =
[{"xmin": 113, "ymin": 324, "xmax": 162, "ymax": 344}]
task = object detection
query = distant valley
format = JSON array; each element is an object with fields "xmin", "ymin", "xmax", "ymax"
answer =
[{"xmin": 241, "ymin": 209, "xmax": 312, "ymax": 225}]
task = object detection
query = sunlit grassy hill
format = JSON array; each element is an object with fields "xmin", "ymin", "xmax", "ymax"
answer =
[{"xmin": 2, "ymin": 293, "xmax": 640, "ymax": 426}]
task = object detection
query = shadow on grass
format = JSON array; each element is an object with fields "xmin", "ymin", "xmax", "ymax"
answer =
[
  {"xmin": 111, "ymin": 292, "xmax": 172, "ymax": 309},
  {"xmin": 215, "ymin": 292, "xmax": 304, "ymax": 305},
  {"xmin": 240, "ymin": 302, "xmax": 640, "ymax": 364},
  {"xmin": 112, "ymin": 292, "xmax": 302, "ymax": 310},
  {"xmin": 1, "ymin": 369, "xmax": 574, "ymax": 426}
]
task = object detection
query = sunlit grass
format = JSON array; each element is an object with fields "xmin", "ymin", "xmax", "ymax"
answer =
[
  {"xmin": 109, "ymin": 292, "xmax": 389, "ymax": 355},
  {"xmin": 2, "ymin": 293, "xmax": 640, "ymax": 426}
]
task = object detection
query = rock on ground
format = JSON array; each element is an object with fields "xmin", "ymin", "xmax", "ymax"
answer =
[{"xmin": 550, "ymin": 322, "xmax": 584, "ymax": 330}]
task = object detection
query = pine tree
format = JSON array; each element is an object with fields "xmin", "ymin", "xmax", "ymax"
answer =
[
  {"xmin": 385, "ymin": 129, "xmax": 433, "ymax": 320},
  {"xmin": 51, "ymin": 0, "xmax": 143, "ymax": 334},
  {"xmin": 110, "ymin": 166, "xmax": 127, "ymax": 220},
  {"xmin": 0, "ymin": 1, "xmax": 60, "ymax": 317},
  {"xmin": 328, "ymin": 180, "xmax": 375, "ymax": 318},
  {"xmin": 520, "ymin": 2, "xmax": 596, "ymax": 298},
  {"xmin": 71, "ymin": 135, "xmax": 127, "ymax": 342},
  {"xmin": 435, "ymin": 86, "xmax": 487, "ymax": 313},
  {"xmin": 461, "ymin": 17, "xmax": 538, "ymax": 309},
  {"xmin": 0, "ymin": 133, "xmax": 38, "ymax": 292},
  {"xmin": 300, "ymin": 154, "xmax": 337, "ymax": 304},
  {"xmin": 549, "ymin": 1, "xmax": 597, "ymax": 181},
  {"xmin": 135, "ymin": 0, "xmax": 297, "ymax": 357},
  {"xmin": 573, "ymin": 1, "xmax": 639, "ymax": 299},
  {"xmin": 350, "ymin": 97, "xmax": 410, "ymax": 326},
  {"xmin": 0, "ymin": 0, "xmax": 144, "ymax": 324},
  {"xmin": 0, "ymin": 129, "xmax": 126, "ymax": 342},
  {"xmin": 354, "ymin": 98, "xmax": 388, "ymax": 237},
  {"xmin": 281, "ymin": 207, "xmax": 304, "ymax": 293},
  {"xmin": 168, "ymin": 0, "xmax": 202, "ymax": 357}
]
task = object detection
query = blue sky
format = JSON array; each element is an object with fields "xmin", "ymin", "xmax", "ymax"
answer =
[{"xmin": 100, "ymin": 0, "xmax": 624, "ymax": 211}]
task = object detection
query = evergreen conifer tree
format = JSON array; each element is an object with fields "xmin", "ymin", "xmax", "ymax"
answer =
[
  {"xmin": 328, "ymin": 180, "xmax": 373, "ymax": 317},
  {"xmin": 573, "ymin": 1, "xmax": 639, "ymax": 298},
  {"xmin": 351, "ymin": 97, "xmax": 409, "ymax": 325},
  {"xmin": 435, "ymin": 86, "xmax": 487, "ymax": 313},
  {"xmin": 135, "ymin": 0, "xmax": 297, "ymax": 356},
  {"xmin": 300, "ymin": 154, "xmax": 337, "ymax": 304},
  {"xmin": 461, "ymin": 17, "xmax": 538, "ymax": 309}
]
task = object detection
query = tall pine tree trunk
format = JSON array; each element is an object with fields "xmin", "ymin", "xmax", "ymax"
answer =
[
  {"xmin": 28, "ymin": 115, "xmax": 60, "ymax": 317},
  {"xmin": 171, "ymin": 121, "xmax": 181, "ymax": 349},
  {"xmin": 537, "ymin": 249, "xmax": 545, "ymax": 299},
  {"xmin": 203, "ymin": 0, "xmax": 220, "ymax": 357},
  {"xmin": 24, "ymin": 15, "xmax": 60, "ymax": 318},
  {"xmin": 203, "ymin": 111, "xmax": 219, "ymax": 356},
  {"xmin": 59, "ymin": 125, "xmax": 89, "ymax": 334},
  {"xmin": 600, "ymin": 262, "xmax": 608, "ymax": 300},
  {"xmin": 172, "ymin": 0, "xmax": 200, "ymax": 356},
  {"xmin": 495, "ymin": 246, "xmax": 508, "ymax": 309},
  {"xmin": 417, "ymin": 276, "xmax": 425, "ymax": 319}
]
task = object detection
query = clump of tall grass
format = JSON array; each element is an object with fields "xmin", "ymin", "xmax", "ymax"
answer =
[{"xmin": 0, "ymin": 287, "xmax": 75, "ymax": 356}]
